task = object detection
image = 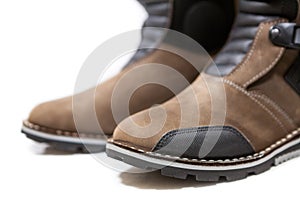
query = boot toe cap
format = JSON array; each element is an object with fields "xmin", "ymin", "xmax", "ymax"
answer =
[
  {"xmin": 112, "ymin": 123, "xmax": 255, "ymax": 161},
  {"xmin": 152, "ymin": 126, "xmax": 255, "ymax": 160}
]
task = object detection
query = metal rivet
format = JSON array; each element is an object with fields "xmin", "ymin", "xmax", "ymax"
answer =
[{"xmin": 270, "ymin": 27, "xmax": 281, "ymax": 39}]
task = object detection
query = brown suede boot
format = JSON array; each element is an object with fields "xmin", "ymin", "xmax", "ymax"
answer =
[
  {"xmin": 107, "ymin": 0, "xmax": 300, "ymax": 181},
  {"xmin": 22, "ymin": 0, "xmax": 235, "ymax": 152}
]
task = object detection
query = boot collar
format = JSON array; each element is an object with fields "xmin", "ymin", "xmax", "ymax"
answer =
[{"xmin": 205, "ymin": 0, "xmax": 300, "ymax": 77}]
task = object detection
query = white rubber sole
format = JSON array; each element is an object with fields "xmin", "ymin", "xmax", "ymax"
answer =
[
  {"xmin": 22, "ymin": 126, "xmax": 106, "ymax": 145},
  {"xmin": 22, "ymin": 126, "xmax": 107, "ymax": 152},
  {"xmin": 106, "ymin": 135, "xmax": 300, "ymax": 182},
  {"xmin": 107, "ymin": 135, "xmax": 300, "ymax": 171}
]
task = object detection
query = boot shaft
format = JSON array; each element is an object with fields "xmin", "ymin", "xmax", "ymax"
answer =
[
  {"xmin": 210, "ymin": 0, "xmax": 300, "ymax": 129},
  {"xmin": 130, "ymin": 0, "xmax": 235, "ymax": 62}
]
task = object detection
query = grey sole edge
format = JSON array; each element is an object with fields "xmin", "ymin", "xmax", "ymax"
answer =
[
  {"xmin": 22, "ymin": 126, "xmax": 106, "ymax": 153},
  {"xmin": 106, "ymin": 138, "xmax": 300, "ymax": 182}
]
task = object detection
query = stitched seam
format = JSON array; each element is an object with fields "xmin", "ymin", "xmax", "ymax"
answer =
[
  {"xmin": 223, "ymin": 80, "xmax": 288, "ymax": 132},
  {"xmin": 250, "ymin": 91, "xmax": 296, "ymax": 127},
  {"xmin": 154, "ymin": 132, "xmax": 175, "ymax": 149},
  {"xmin": 228, "ymin": 23, "xmax": 264, "ymax": 76},
  {"xmin": 112, "ymin": 128, "xmax": 300, "ymax": 164},
  {"xmin": 243, "ymin": 48, "xmax": 285, "ymax": 87},
  {"xmin": 23, "ymin": 121, "xmax": 104, "ymax": 139},
  {"xmin": 227, "ymin": 19, "xmax": 287, "ymax": 81}
]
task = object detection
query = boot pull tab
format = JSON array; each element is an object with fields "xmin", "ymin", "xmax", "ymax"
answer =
[{"xmin": 270, "ymin": 23, "xmax": 300, "ymax": 49}]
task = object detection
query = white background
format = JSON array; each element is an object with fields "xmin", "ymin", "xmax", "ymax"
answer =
[{"xmin": 0, "ymin": 0, "xmax": 299, "ymax": 199}]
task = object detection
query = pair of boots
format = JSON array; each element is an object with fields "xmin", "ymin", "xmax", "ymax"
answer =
[{"xmin": 22, "ymin": 0, "xmax": 300, "ymax": 182}]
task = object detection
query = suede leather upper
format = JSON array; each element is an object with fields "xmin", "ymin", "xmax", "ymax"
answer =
[
  {"xmin": 25, "ymin": 0, "xmax": 235, "ymax": 137},
  {"xmin": 28, "ymin": 47, "xmax": 199, "ymax": 135},
  {"xmin": 111, "ymin": 0, "xmax": 300, "ymax": 160}
]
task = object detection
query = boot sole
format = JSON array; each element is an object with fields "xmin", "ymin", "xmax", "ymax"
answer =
[
  {"xmin": 106, "ymin": 135, "xmax": 300, "ymax": 182},
  {"xmin": 22, "ymin": 126, "xmax": 106, "ymax": 153}
]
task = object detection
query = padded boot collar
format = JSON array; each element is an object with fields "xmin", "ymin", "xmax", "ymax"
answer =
[
  {"xmin": 110, "ymin": 0, "xmax": 300, "ymax": 163},
  {"xmin": 130, "ymin": 0, "xmax": 172, "ymax": 63},
  {"xmin": 205, "ymin": 0, "xmax": 299, "ymax": 77},
  {"xmin": 225, "ymin": 19, "xmax": 287, "ymax": 88},
  {"xmin": 131, "ymin": 0, "xmax": 235, "ymax": 64},
  {"xmin": 240, "ymin": 0, "xmax": 299, "ymax": 21}
]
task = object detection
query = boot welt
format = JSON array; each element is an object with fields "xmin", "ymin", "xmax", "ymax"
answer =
[
  {"xmin": 106, "ymin": 128, "xmax": 300, "ymax": 182},
  {"xmin": 21, "ymin": 125, "xmax": 106, "ymax": 153}
]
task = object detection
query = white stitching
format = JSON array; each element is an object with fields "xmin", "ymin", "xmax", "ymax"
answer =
[
  {"xmin": 227, "ymin": 19, "xmax": 287, "ymax": 85},
  {"xmin": 243, "ymin": 48, "xmax": 285, "ymax": 87},
  {"xmin": 223, "ymin": 79, "xmax": 288, "ymax": 132},
  {"xmin": 112, "ymin": 140, "xmax": 147, "ymax": 153},
  {"xmin": 228, "ymin": 22, "xmax": 265, "ymax": 76},
  {"xmin": 23, "ymin": 120, "xmax": 104, "ymax": 139},
  {"xmin": 250, "ymin": 91, "xmax": 296, "ymax": 127},
  {"xmin": 111, "ymin": 128, "xmax": 300, "ymax": 164}
]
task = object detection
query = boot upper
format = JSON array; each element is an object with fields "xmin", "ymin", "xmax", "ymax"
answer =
[
  {"xmin": 111, "ymin": 0, "xmax": 300, "ymax": 161},
  {"xmin": 27, "ymin": 48, "xmax": 199, "ymax": 136},
  {"xmin": 24, "ymin": 0, "xmax": 235, "ymax": 138}
]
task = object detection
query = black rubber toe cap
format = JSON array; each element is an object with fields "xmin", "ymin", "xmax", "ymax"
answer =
[{"xmin": 153, "ymin": 126, "xmax": 255, "ymax": 160}]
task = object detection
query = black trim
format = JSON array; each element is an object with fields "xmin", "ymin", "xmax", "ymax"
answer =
[
  {"xmin": 285, "ymin": 55, "xmax": 300, "ymax": 95},
  {"xmin": 205, "ymin": 3, "xmax": 280, "ymax": 76},
  {"xmin": 130, "ymin": 0, "xmax": 235, "ymax": 64},
  {"xmin": 106, "ymin": 141, "xmax": 300, "ymax": 182},
  {"xmin": 153, "ymin": 126, "xmax": 255, "ymax": 160},
  {"xmin": 170, "ymin": 0, "xmax": 235, "ymax": 52},
  {"xmin": 270, "ymin": 23, "xmax": 300, "ymax": 49}
]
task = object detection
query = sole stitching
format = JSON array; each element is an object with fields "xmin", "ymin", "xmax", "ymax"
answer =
[
  {"xmin": 111, "ymin": 128, "xmax": 300, "ymax": 164},
  {"xmin": 23, "ymin": 120, "xmax": 104, "ymax": 139}
]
